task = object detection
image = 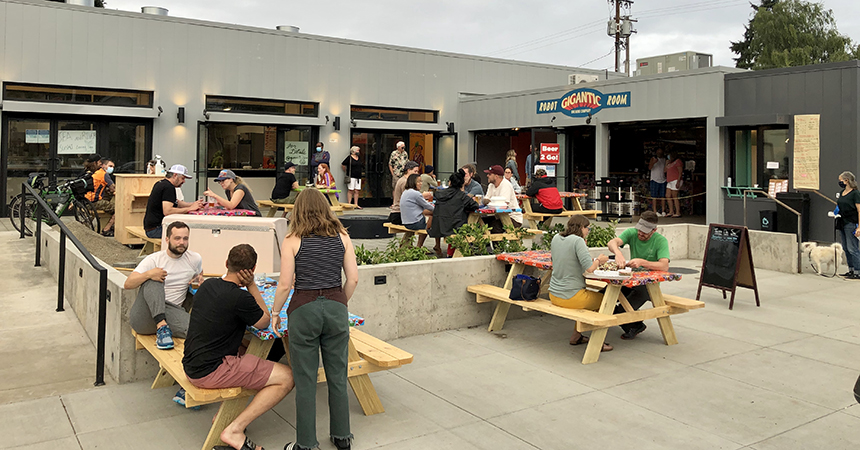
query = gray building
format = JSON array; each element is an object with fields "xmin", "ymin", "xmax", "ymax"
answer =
[{"xmin": 0, "ymin": 0, "xmax": 619, "ymax": 213}]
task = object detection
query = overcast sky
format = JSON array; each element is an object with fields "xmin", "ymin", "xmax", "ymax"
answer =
[{"xmin": 108, "ymin": 0, "xmax": 860, "ymax": 71}]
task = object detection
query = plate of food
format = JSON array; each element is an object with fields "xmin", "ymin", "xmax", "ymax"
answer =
[{"xmin": 588, "ymin": 269, "xmax": 633, "ymax": 280}]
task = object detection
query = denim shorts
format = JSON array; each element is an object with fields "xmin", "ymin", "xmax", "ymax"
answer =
[{"xmin": 650, "ymin": 180, "xmax": 666, "ymax": 199}]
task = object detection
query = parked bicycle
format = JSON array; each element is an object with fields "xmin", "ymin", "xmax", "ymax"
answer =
[{"xmin": 9, "ymin": 173, "xmax": 100, "ymax": 236}]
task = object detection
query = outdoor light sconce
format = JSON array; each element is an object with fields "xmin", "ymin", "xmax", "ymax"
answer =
[
  {"xmin": 157, "ymin": 106, "xmax": 163, "ymax": 117},
  {"xmin": 585, "ymin": 112, "xmax": 593, "ymax": 125},
  {"xmin": 446, "ymin": 122, "xmax": 455, "ymax": 134},
  {"xmin": 325, "ymin": 115, "xmax": 330, "ymax": 124},
  {"xmin": 350, "ymin": 117, "xmax": 357, "ymax": 128},
  {"xmin": 333, "ymin": 116, "xmax": 341, "ymax": 131},
  {"xmin": 177, "ymin": 107, "xmax": 185, "ymax": 124},
  {"xmin": 203, "ymin": 110, "xmax": 210, "ymax": 120}
]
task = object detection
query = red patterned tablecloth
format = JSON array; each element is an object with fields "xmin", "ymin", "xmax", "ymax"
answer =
[
  {"xmin": 516, "ymin": 192, "xmax": 586, "ymax": 199},
  {"xmin": 476, "ymin": 207, "xmax": 522, "ymax": 214},
  {"xmin": 188, "ymin": 208, "xmax": 258, "ymax": 216},
  {"xmin": 496, "ymin": 251, "xmax": 682, "ymax": 286}
]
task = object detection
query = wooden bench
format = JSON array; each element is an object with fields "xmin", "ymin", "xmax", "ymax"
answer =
[
  {"xmin": 258, "ymin": 200, "xmax": 295, "ymax": 218},
  {"xmin": 384, "ymin": 222, "xmax": 428, "ymax": 247},
  {"xmin": 126, "ymin": 226, "xmax": 161, "ymax": 256},
  {"xmin": 523, "ymin": 209, "xmax": 601, "ymax": 228}
]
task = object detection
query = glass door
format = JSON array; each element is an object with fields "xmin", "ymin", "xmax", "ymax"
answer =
[
  {"xmin": 57, "ymin": 120, "xmax": 97, "ymax": 181},
  {"xmin": 351, "ymin": 131, "xmax": 408, "ymax": 207},
  {"xmin": 437, "ymin": 134, "xmax": 457, "ymax": 183},
  {"xmin": 3, "ymin": 118, "xmax": 51, "ymax": 215}
]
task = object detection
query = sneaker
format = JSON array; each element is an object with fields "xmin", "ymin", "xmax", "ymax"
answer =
[
  {"xmin": 657, "ymin": 212, "xmax": 666, "ymax": 217},
  {"xmin": 284, "ymin": 443, "xmax": 311, "ymax": 450},
  {"xmin": 849, "ymin": 273, "xmax": 860, "ymax": 280},
  {"xmin": 331, "ymin": 437, "xmax": 351, "ymax": 450},
  {"xmin": 172, "ymin": 388, "xmax": 201, "ymax": 410},
  {"xmin": 156, "ymin": 325, "xmax": 174, "ymax": 350},
  {"xmin": 840, "ymin": 271, "xmax": 854, "ymax": 277},
  {"xmin": 620, "ymin": 323, "xmax": 647, "ymax": 340}
]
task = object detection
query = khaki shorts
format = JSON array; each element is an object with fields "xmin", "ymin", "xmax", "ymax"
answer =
[
  {"xmin": 549, "ymin": 289, "xmax": 603, "ymax": 310},
  {"xmin": 93, "ymin": 198, "xmax": 115, "ymax": 214},
  {"xmin": 187, "ymin": 353, "xmax": 275, "ymax": 391}
]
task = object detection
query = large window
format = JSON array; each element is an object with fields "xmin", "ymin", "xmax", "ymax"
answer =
[
  {"xmin": 730, "ymin": 126, "xmax": 789, "ymax": 187},
  {"xmin": 205, "ymin": 95, "xmax": 318, "ymax": 117},
  {"xmin": 351, "ymin": 105, "xmax": 437, "ymax": 123},
  {"xmin": 3, "ymin": 82, "xmax": 152, "ymax": 107},
  {"xmin": 204, "ymin": 123, "xmax": 315, "ymax": 181}
]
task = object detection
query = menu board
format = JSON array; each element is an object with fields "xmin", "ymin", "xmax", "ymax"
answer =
[
  {"xmin": 793, "ymin": 114, "xmax": 820, "ymax": 190},
  {"xmin": 768, "ymin": 179, "xmax": 789, "ymax": 197},
  {"xmin": 284, "ymin": 141, "xmax": 308, "ymax": 165},
  {"xmin": 697, "ymin": 224, "xmax": 760, "ymax": 310},
  {"xmin": 58, "ymin": 130, "xmax": 96, "ymax": 155}
]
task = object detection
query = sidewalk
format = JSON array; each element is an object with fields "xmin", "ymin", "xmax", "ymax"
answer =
[{"xmin": 2, "ymin": 228, "xmax": 860, "ymax": 449}]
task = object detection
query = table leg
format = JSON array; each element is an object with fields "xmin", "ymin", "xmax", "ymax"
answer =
[
  {"xmin": 573, "ymin": 197, "xmax": 584, "ymax": 211},
  {"xmin": 327, "ymin": 192, "xmax": 339, "ymax": 207},
  {"xmin": 468, "ymin": 213, "xmax": 480, "ymax": 225},
  {"xmin": 582, "ymin": 284, "xmax": 621, "ymax": 364},
  {"xmin": 488, "ymin": 302, "xmax": 512, "ymax": 332},
  {"xmin": 503, "ymin": 263, "xmax": 525, "ymax": 289},
  {"xmin": 499, "ymin": 213, "xmax": 514, "ymax": 228},
  {"xmin": 539, "ymin": 269, "xmax": 552, "ymax": 297},
  {"xmin": 346, "ymin": 338, "xmax": 385, "ymax": 415},
  {"xmin": 646, "ymin": 284, "xmax": 678, "ymax": 345},
  {"xmin": 266, "ymin": 207, "xmax": 277, "ymax": 218}
]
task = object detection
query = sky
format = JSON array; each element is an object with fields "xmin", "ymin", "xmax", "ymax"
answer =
[{"xmin": 106, "ymin": 0, "xmax": 860, "ymax": 72}]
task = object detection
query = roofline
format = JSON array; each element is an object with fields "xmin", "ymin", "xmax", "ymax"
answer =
[
  {"xmin": 459, "ymin": 66, "xmax": 743, "ymax": 103},
  {"xmin": 7, "ymin": 0, "xmax": 615, "ymax": 74},
  {"xmin": 724, "ymin": 60, "xmax": 860, "ymax": 80}
]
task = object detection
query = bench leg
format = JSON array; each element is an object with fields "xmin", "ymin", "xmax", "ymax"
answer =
[
  {"xmin": 582, "ymin": 284, "xmax": 622, "ymax": 364},
  {"xmin": 138, "ymin": 241, "xmax": 154, "ymax": 257},
  {"xmin": 266, "ymin": 207, "xmax": 277, "ymax": 217},
  {"xmin": 400, "ymin": 231, "xmax": 415, "ymax": 248},
  {"xmin": 347, "ymin": 339, "xmax": 384, "ymax": 415},
  {"xmin": 488, "ymin": 301, "xmax": 512, "ymax": 332},
  {"xmin": 201, "ymin": 397, "xmax": 250, "ymax": 450},
  {"xmin": 151, "ymin": 365, "xmax": 176, "ymax": 389},
  {"xmin": 646, "ymin": 284, "xmax": 678, "ymax": 345}
]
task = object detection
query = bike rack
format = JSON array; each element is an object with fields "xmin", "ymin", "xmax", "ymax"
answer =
[{"xmin": 19, "ymin": 182, "xmax": 109, "ymax": 387}]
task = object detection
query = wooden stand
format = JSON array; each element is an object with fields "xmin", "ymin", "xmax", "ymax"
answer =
[
  {"xmin": 696, "ymin": 224, "xmax": 761, "ymax": 310},
  {"xmin": 114, "ymin": 174, "xmax": 164, "ymax": 245}
]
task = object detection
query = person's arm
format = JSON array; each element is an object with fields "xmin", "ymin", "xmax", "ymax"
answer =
[
  {"xmin": 607, "ymin": 237, "xmax": 626, "ymax": 268},
  {"xmin": 341, "ymin": 232, "xmax": 359, "ymax": 300},
  {"xmin": 628, "ymin": 257, "xmax": 669, "ymax": 272},
  {"xmin": 162, "ymin": 200, "xmax": 200, "ymax": 216},
  {"xmin": 233, "ymin": 268, "xmax": 270, "ymax": 329},
  {"xmin": 526, "ymin": 181, "xmax": 540, "ymax": 197},
  {"xmin": 205, "ymin": 188, "xmax": 243, "ymax": 210},
  {"xmin": 855, "ymin": 200, "xmax": 860, "ymax": 237},
  {"xmin": 321, "ymin": 152, "xmax": 330, "ymax": 165},
  {"xmin": 272, "ymin": 236, "xmax": 298, "ymax": 337},
  {"xmin": 419, "ymin": 194, "xmax": 435, "ymax": 211},
  {"xmin": 124, "ymin": 267, "xmax": 167, "ymax": 289}
]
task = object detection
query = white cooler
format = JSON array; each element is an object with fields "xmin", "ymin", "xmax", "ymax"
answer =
[{"xmin": 161, "ymin": 215, "xmax": 288, "ymax": 275}]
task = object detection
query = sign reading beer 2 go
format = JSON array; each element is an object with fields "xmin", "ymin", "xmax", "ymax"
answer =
[
  {"xmin": 539, "ymin": 143, "xmax": 560, "ymax": 164},
  {"xmin": 536, "ymin": 88, "xmax": 631, "ymax": 117}
]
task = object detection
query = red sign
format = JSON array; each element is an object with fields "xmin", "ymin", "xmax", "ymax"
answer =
[{"xmin": 540, "ymin": 143, "xmax": 560, "ymax": 164}]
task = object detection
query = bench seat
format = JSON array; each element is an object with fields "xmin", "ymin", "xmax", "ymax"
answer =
[
  {"xmin": 523, "ymin": 209, "xmax": 601, "ymax": 220},
  {"xmin": 125, "ymin": 226, "xmax": 161, "ymax": 255},
  {"xmin": 384, "ymin": 222, "xmax": 428, "ymax": 235},
  {"xmin": 662, "ymin": 294, "xmax": 705, "ymax": 311},
  {"xmin": 257, "ymin": 200, "xmax": 294, "ymax": 218},
  {"xmin": 467, "ymin": 284, "xmax": 617, "ymax": 326}
]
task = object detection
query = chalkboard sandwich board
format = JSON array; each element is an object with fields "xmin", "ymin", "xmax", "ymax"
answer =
[{"xmin": 696, "ymin": 224, "xmax": 761, "ymax": 310}]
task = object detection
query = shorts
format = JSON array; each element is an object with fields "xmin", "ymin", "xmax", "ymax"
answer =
[
  {"xmin": 667, "ymin": 180, "xmax": 679, "ymax": 191},
  {"xmin": 272, "ymin": 191, "xmax": 298, "ymax": 204},
  {"xmin": 187, "ymin": 353, "xmax": 275, "ymax": 391},
  {"xmin": 549, "ymin": 288, "xmax": 604, "ymax": 310},
  {"xmin": 93, "ymin": 198, "xmax": 115, "ymax": 214},
  {"xmin": 404, "ymin": 216, "xmax": 427, "ymax": 230},
  {"xmin": 348, "ymin": 177, "xmax": 362, "ymax": 190},
  {"xmin": 650, "ymin": 180, "xmax": 667, "ymax": 198}
]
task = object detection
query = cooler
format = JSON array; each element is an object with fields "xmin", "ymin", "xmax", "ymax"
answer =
[{"xmin": 161, "ymin": 214, "xmax": 288, "ymax": 275}]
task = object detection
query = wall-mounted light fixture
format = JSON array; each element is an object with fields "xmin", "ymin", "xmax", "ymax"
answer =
[
  {"xmin": 203, "ymin": 110, "xmax": 210, "ymax": 120},
  {"xmin": 177, "ymin": 107, "xmax": 185, "ymax": 124},
  {"xmin": 157, "ymin": 106, "xmax": 163, "ymax": 117},
  {"xmin": 551, "ymin": 116, "xmax": 556, "ymax": 123},
  {"xmin": 446, "ymin": 122, "xmax": 455, "ymax": 134},
  {"xmin": 585, "ymin": 112, "xmax": 593, "ymax": 125},
  {"xmin": 333, "ymin": 116, "xmax": 341, "ymax": 131},
  {"xmin": 350, "ymin": 117, "xmax": 357, "ymax": 128},
  {"xmin": 325, "ymin": 115, "xmax": 330, "ymax": 124}
]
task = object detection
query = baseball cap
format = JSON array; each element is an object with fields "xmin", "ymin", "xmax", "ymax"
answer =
[
  {"xmin": 214, "ymin": 169, "xmax": 237, "ymax": 181},
  {"xmin": 535, "ymin": 168, "xmax": 547, "ymax": 178},
  {"xmin": 483, "ymin": 165, "xmax": 504, "ymax": 176},
  {"xmin": 634, "ymin": 218, "xmax": 658, "ymax": 234},
  {"xmin": 167, "ymin": 164, "xmax": 192, "ymax": 178},
  {"xmin": 404, "ymin": 161, "xmax": 420, "ymax": 171},
  {"xmin": 424, "ymin": 165, "xmax": 435, "ymax": 174},
  {"xmin": 284, "ymin": 162, "xmax": 297, "ymax": 170}
]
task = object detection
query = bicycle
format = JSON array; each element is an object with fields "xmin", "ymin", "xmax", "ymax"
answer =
[{"xmin": 9, "ymin": 173, "xmax": 100, "ymax": 236}]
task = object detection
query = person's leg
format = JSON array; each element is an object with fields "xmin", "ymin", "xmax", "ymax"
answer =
[
  {"xmin": 613, "ymin": 286, "xmax": 650, "ymax": 333},
  {"xmin": 319, "ymin": 299, "xmax": 353, "ymax": 443},
  {"xmin": 839, "ymin": 226, "xmax": 854, "ymax": 274},
  {"xmin": 416, "ymin": 216, "xmax": 429, "ymax": 247},
  {"xmin": 650, "ymin": 181, "xmax": 658, "ymax": 213},
  {"xmin": 219, "ymin": 360, "xmax": 294, "ymax": 450},
  {"xmin": 163, "ymin": 304, "xmax": 190, "ymax": 338},
  {"xmin": 843, "ymin": 222, "xmax": 860, "ymax": 274},
  {"xmin": 672, "ymin": 189, "xmax": 681, "ymax": 217},
  {"xmin": 145, "ymin": 226, "xmax": 162, "ymax": 239},
  {"xmin": 288, "ymin": 300, "xmax": 324, "ymax": 449},
  {"xmin": 128, "ymin": 280, "xmax": 166, "ymax": 334},
  {"xmin": 658, "ymin": 182, "xmax": 667, "ymax": 215}
]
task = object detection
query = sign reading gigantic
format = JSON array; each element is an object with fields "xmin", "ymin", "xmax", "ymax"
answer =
[{"xmin": 536, "ymin": 88, "xmax": 631, "ymax": 118}]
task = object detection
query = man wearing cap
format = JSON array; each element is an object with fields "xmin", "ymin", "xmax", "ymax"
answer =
[
  {"xmin": 607, "ymin": 211, "xmax": 670, "ymax": 340},
  {"xmin": 388, "ymin": 160, "xmax": 420, "ymax": 225},
  {"xmin": 143, "ymin": 164, "xmax": 203, "ymax": 239},
  {"xmin": 526, "ymin": 168, "xmax": 564, "ymax": 214},
  {"xmin": 272, "ymin": 162, "xmax": 300, "ymax": 204},
  {"xmin": 388, "ymin": 141, "xmax": 408, "ymax": 190},
  {"xmin": 481, "ymin": 164, "xmax": 523, "ymax": 232},
  {"xmin": 419, "ymin": 165, "xmax": 438, "ymax": 193}
]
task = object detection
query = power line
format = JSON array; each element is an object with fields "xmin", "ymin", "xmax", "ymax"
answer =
[
  {"xmin": 489, "ymin": 20, "xmax": 605, "ymax": 56},
  {"xmin": 579, "ymin": 47, "xmax": 616, "ymax": 67}
]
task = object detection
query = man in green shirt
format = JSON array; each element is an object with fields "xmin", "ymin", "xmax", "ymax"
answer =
[{"xmin": 607, "ymin": 211, "xmax": 670, "ymax": 340}]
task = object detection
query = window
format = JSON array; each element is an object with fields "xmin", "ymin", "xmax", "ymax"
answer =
[
  {"xmin": 730, "ymin": 126, "xmax": 789, "ymax": 187},
  {"xmin": 350, "ymin": 105, "xmax": 437, "ymax": 123},
  {"xmin": 205, "ymin": 95, "xmax": 318, "ymax": 117},
  {"xmin": 3, "ymin": 83, "xmax": 152, "ymax": 107}
]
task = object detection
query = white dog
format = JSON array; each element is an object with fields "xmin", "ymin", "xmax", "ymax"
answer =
[{"xmin": 801, "ymin": 242, "xmax": 844, "ymax": 276}]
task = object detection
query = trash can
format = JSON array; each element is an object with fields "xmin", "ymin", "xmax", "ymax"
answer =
[
  {"xmin": 759, "ymin": 210, "xmax": 777, "ymax": 231},
  {"xmin": 776, "ymin": 192, "xmax": 810, "ymax": 242}
]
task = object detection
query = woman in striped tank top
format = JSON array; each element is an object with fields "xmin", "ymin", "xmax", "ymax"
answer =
[{"xmin": 273, "ymin": 188, "xmax": 359, "ymax": 450}]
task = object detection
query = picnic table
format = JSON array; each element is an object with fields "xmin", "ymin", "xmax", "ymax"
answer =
[
  {"xmin": 516, "ymin": 191, "xmax": 600, "ymax": 228},
  {"xmin": 469, "ymin": 250, "xmax": 704, "ymax": 364},
  {"xmin": 294, "ymin": 187, "xmax": 354, "ymax": 214},
  {"xmin": 188, "ymin": 208, "xmax": 258, "ymax": 216}
]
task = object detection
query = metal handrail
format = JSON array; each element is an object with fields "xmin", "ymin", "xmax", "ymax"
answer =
[
  {"xmin": 19, "ymin": 182, "xmax": 108, "ymax": 387},
  {"xmin": 742, "ymin": 188, "xmax": 803, "ymax": 273}
]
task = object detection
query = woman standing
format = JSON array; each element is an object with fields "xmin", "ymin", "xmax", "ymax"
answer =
[
  {"xmin": 310, "ymin": 141, "xmax": 330, "ymax": 175},
  {"xmin": 204, "ymin": 169, "xmax": 262, "ymax": 216},
  {"xmin": 837, "ymin": 171, "xmax": 860, "ymax": 279},
  {"xmin": 273, "ymin": 189, "xmax": 358, "ymax": 450},
  {"xmin": 665, "ymin": 154, "xmax": 684, "ymax": 218},
  {"xmin": 429, "ymin": 169, "xmax": 480, "ymax": 257},
  {"xmin": 341, "ymin": 146, "xmax": 364, "ymax": 209},
  {"xmin": 549, "ymin": 215, "xmax": 613, "ymax": 352},
  {"xmin": 505, "ymin": 149, "xmax": 519, "ymax": 180}
]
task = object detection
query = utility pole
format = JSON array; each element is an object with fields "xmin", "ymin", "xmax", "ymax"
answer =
[
  {"xmin": 608, "ymin": 0, "xmax": 636, "ymax": 74},
  {"xmin": 614, "ymin": 0, "xmax": 621, "ymax": 73}
]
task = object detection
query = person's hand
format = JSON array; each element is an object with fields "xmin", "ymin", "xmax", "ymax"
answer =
[
  {"xmin": 271, "ymin": 314, "xmax": 283, "ymax": 337},
  {"xmin": 596, "ymin": 254, "xmax": 609, "ymax": 265},
  {"xmin": 237, "ymin": 269, "xmax": 255, "ymax": 287},
  {"xmin": 203, "ymin": 189, "xmax": 214, "ymax": 197},
  {"xmin": 422, "ymin": 192, "xmax": 434, "ymax": 201},
  {"xmin": 148, "ymin": 268, "xmax": 167, "ymax": 282},
  {"xmin": 614, "ymin": 254, "xmax": 627, "ymax": 269},
  {"xmin": 189, "ymin": 273, "xmax": 205, "ymax": 286},
  {"xmin": 627, "ymin": 258, "xmax": 645, "ymax": 269}
]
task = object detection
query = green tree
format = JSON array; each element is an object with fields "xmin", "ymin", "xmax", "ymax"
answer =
[{"xmin": 730, "ymin": 0, "xmax": 857, "ymax": 70}]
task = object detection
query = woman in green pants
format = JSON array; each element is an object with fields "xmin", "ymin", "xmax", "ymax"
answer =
[{"xmin": 273, "ymin": 188, "xmax": 359, "ymax": 450}]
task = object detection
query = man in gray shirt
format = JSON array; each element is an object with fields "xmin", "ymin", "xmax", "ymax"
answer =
[{"xmin": 461, "ymin": 164, "xmax": 484, "ymax": 197}]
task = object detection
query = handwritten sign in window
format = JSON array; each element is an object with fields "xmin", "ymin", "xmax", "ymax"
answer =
[
  {"xmin": 57, "ymin": 130, "xmax": 96, "ymax": 155},
  {"xmin": 284, "ymin": 141, "xmax": 308, "ymax": 166},
  {"xmin": 792, "ymin": 115, "xmax": 820, "ymax": 190}
]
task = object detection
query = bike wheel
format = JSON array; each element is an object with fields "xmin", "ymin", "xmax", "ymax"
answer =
[
  {"xmin": 72, "ymin": 199, "xmax": 100, "ymax": 232},
  {"xmin": 11, "ymin": 196, "xmax": 40, "ymax": 237}
]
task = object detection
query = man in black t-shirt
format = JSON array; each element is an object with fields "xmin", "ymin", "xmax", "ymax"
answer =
[
  {"xmin": 143, "ymin": 164, "xmax": 203, "ymax": 239},
  {"xmin": 271, "ymin": 162, "xmax": 300, "ymax": 204},
  {"xmin": 183, "ymin": 244, "xmax": 294, "ymax": 450}
]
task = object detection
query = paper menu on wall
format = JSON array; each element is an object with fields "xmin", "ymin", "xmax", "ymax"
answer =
[
  {"xmin": 57, "ymin": 130, "xmax": 96, "ymax": 154},
  {"xmin": 768, "ymin": 179, "xmax": 789, "ymax": 197},
  {"xmin": 284, "ymin": 141, "xmax": 308, "ymax": 165},
  {"xmin": 792, "ymin": 114, "xmax": 820, "ymax": 190}
]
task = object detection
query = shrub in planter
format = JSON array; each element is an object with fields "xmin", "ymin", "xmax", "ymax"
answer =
[
  {"xmin": 446, "ymin": 223, "xmax": 492, "ymax": 257},
  {"xmin": 586, "ymin": 220, "xmax": 617, "ymax": 248},
  {"xmin": 355, "ymin": 237, "xmax": 434, "ymax": 265}
]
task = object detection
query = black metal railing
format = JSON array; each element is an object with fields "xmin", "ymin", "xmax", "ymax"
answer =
[{"xmin": 19, "ymin": 182, "xmax": 108, "ymax": 386}]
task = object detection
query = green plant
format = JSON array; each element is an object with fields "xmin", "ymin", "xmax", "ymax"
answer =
[
  {"xmin": 355, "ymin": 237, "xmax": 435, "ymax": 266},
  {"xmin": 493, "ymin": 225, "xmax": 534, "ymax": 254},
  {"xmin": 586, "ymin": 220, "xmax": 618, "ymax": 248},
  {"xmin": 530, "ymin": 222, "xmax": 564, "ymax": 251},
  {"xmin": 446, "ymin": 222, "xmax": 492, "ymax": 257}
]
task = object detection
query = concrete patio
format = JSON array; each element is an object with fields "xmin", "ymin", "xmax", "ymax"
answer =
[{"xmin": 2, "ymin": 224, "xmax": 860, "ymax": 450}]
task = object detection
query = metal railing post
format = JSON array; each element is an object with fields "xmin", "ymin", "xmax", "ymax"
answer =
[
  {"xmin": 35, "ymin": 202, "xmax": 42, "ymax": 267},
  {"xmin": 95, "ymin": 269, "xmax": 107, "ymax": 386},
  {"xmin": 58, "ymin": 229, "xmax": 66, "ymax": 312},
  {"xmin": 19, "ymin": 183, "xmax": 26, "ymax": 240}
]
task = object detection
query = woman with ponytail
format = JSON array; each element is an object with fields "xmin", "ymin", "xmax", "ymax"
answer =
[
  {"xmin": 429, "ymin": 169, "xmax": 480, "ymax": 257},
  {"xmin": 204, "ymin": 169, "xmax": 262, "ymax": 216}
]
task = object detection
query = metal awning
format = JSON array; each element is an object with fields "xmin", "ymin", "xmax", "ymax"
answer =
[{"xmin": 715, "ymin": 114, "xmax": 792, "ymax": 127}]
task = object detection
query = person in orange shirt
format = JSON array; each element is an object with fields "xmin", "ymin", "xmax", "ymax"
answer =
[{"xmin": 87, "ymin": 158, "xmax": 117, "ymax": 236}]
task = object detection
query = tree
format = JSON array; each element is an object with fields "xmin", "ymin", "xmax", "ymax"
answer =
[{"xmin": 730, "ymin": 0, "xmax": 858, "ymax": 70}]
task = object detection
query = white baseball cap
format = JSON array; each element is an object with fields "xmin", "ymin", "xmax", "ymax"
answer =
[{"xmin": 167, "ymin": 164, "xmax": 192, "ymax": 178}]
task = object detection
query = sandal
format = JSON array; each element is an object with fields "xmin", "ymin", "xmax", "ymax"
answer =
[
  {"xmin": 213, "ymin": 436, "xmax": 262, "ymax": 450},
  {"xmin": 570, "ymin": 334, "xmax": 588, "ymax": 345}
]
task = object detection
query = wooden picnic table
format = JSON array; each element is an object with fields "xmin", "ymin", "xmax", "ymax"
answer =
[
  {"xmin": 294, "ymin": 187, "xmax": 355, "ymax": 214},
  {"xmin": 187, "ymin": 208, "xmax": 258, "ymax": 216},
  {"xmin": 467, "ymin": 207, "xmax": 528, "ymax": 241},
  {"xmin": 515, "ymin": 192, "xmax": 600, "ymax": 228},
  {"xmin": 481, "ymin": 250, "xmax": 703, "ymax": 364}
]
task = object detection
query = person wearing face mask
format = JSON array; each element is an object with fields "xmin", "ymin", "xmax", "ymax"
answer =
[
  {"xmin": 310, "ymin": 141, "xmax": 330, "ymax": 176},
  {"xmin": 836, "ymin": 171, "xmax": 860, "ymax": 279},
  {"xmin": 88, "ymin": 157, "xmax": 117, "ymax": 236}
]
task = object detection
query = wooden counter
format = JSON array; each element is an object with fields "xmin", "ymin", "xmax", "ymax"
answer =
[{"xmin": 114, "ymin": 174, "xmax": 165, "ymax": 245}]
